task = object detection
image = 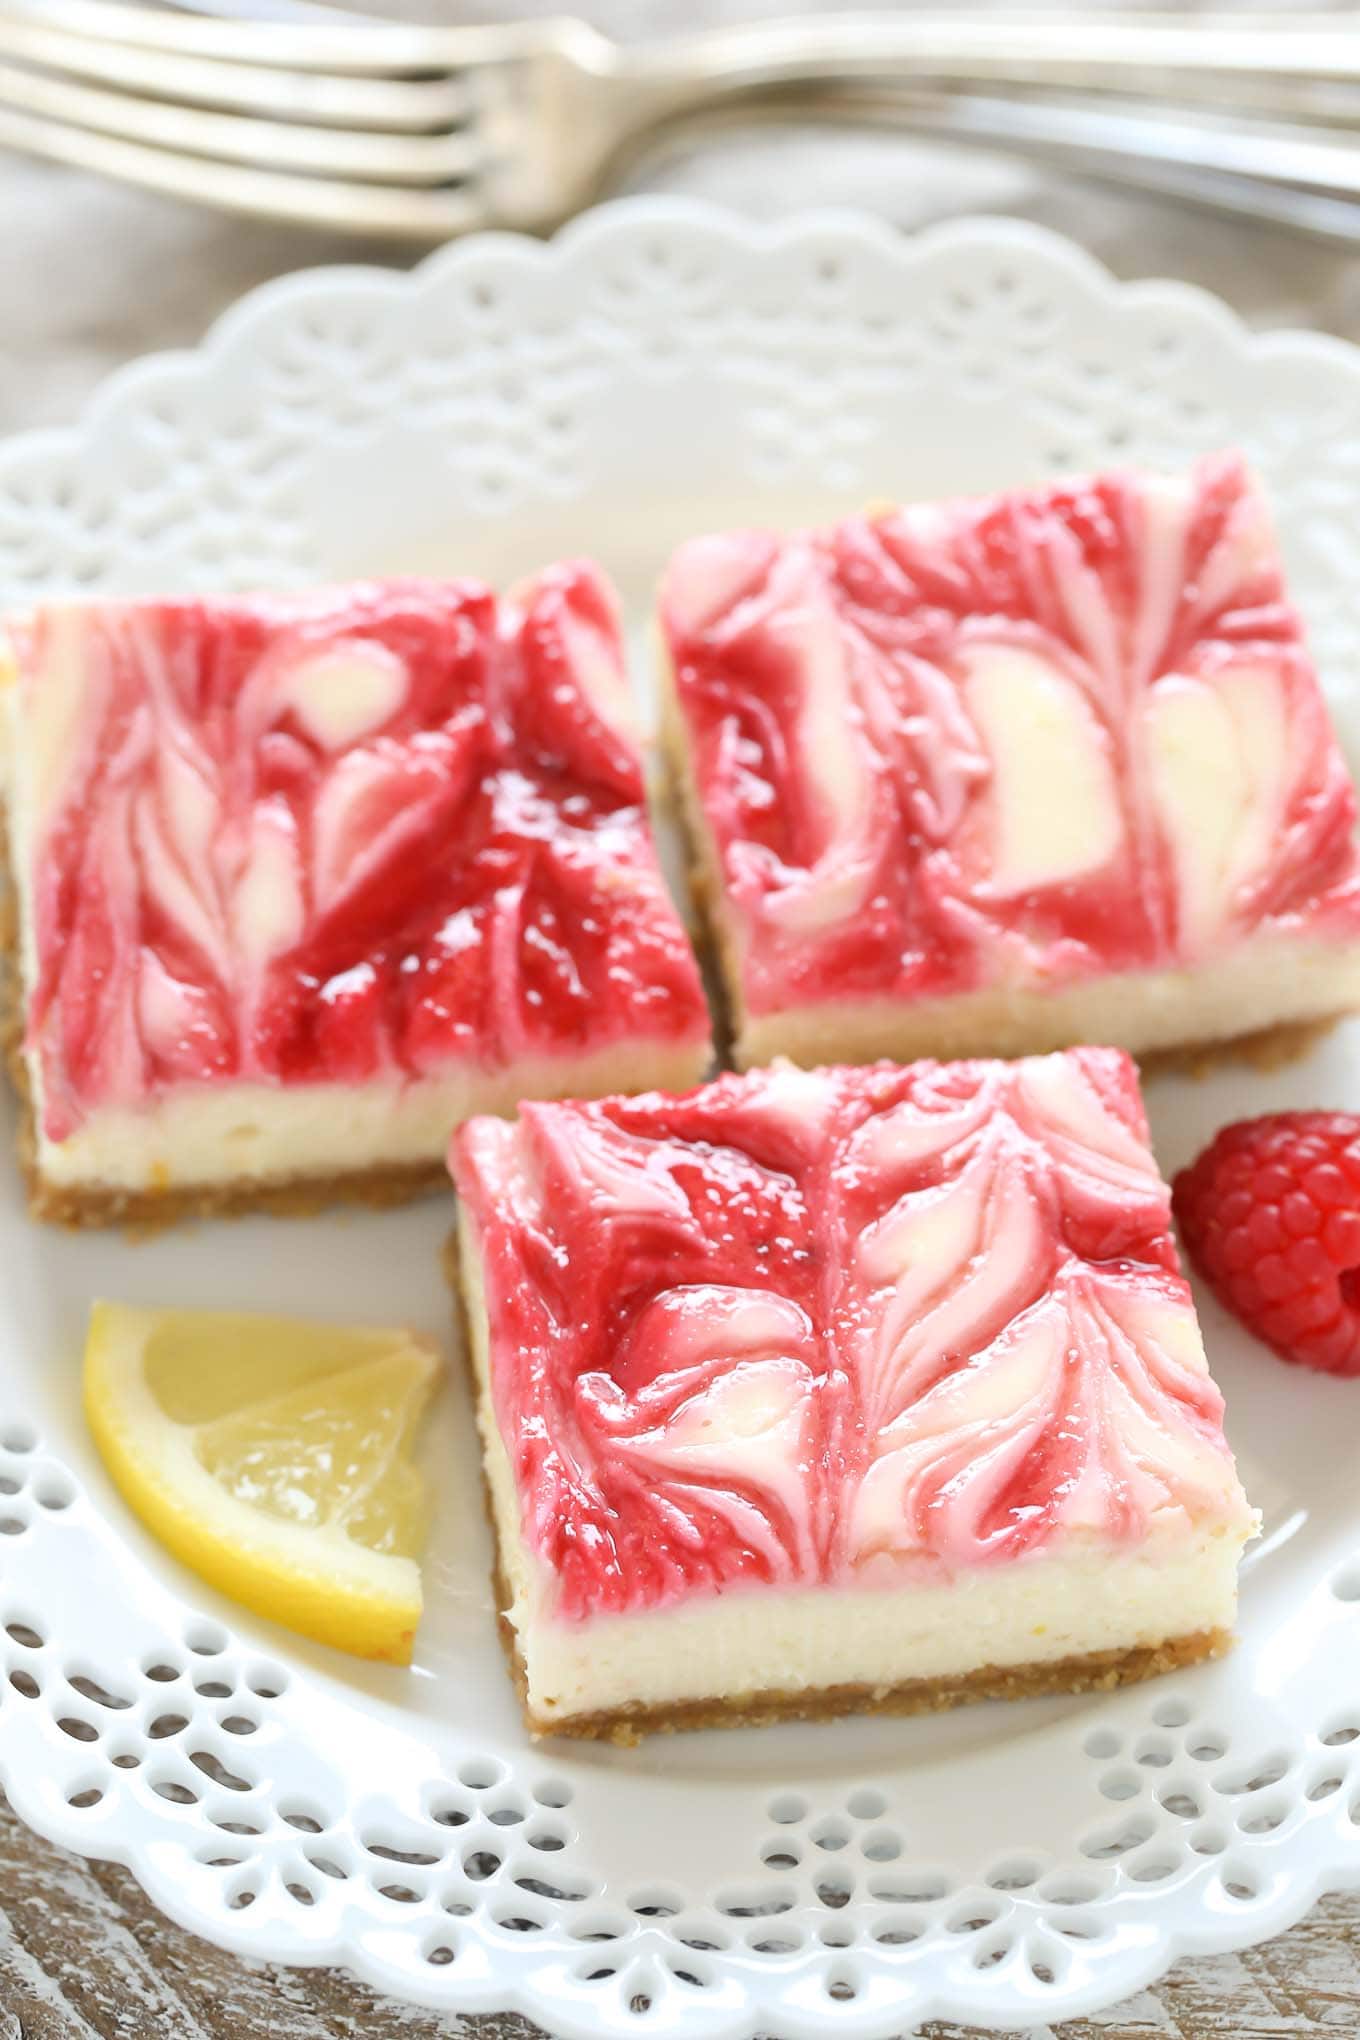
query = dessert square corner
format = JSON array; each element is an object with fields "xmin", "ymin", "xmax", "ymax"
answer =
[
  {"xmin": 658, "ymin": 454, "xmax": 1360, "ymax": 1072},
  {"xmin": 449, "ymin": 1049, "xmax": 1257, "ymax": 1743},
  {"xmin": 0, "ymin": 571, "xmax": 711, "ymax": 1224}
]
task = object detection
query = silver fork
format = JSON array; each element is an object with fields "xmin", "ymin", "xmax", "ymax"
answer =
[{"xmin": 5, "ymin": 2, "xmax": 1360, "ymax": 242}]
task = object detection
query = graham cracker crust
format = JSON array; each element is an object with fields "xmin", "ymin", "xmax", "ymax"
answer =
[
  {"xmin": 0, "ymin": 828, "xmax": 450, "ymax": 1230},
  {"xmin": 447, "ymin": 1227, "xmax": 1230, "ymax": 1748},
  {"xmin": 1137, "ymin": 1015, "xmax": 1342, "ymax": 1079},
  {"xmin": 21, "ymin": 1152, "xmax": 450, "ymax": 1233},
  {"xmin": 520, "ymin": 1628, "xmax": 1232, "ymax": 1747}
]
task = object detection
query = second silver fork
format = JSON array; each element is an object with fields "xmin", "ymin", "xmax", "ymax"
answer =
[{"xmin": 4, "ymin": 4, "xmax": 1360, "ymax": 241}]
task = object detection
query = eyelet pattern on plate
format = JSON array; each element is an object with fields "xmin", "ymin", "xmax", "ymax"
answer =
[{"xmin": 1, "ymin": 202, "xmax": 1359, "ymax": 2038}]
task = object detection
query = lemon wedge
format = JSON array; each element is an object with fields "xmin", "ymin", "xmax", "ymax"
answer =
[{"xmin": 83, "ymin": 1303, "xmax": 440, "ymax": 1663}]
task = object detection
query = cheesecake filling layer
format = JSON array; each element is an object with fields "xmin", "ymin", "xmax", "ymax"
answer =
[
  {"xmin": 452, "ymin": 1052, "xmax": 1256, "ymax": 1724},
  {"xmin": 461, "ymin": 1215, "xmax": 1242, "ymax": 1722},
  {"xmin": 30, "ymin": 1039, "xmax": 710, "ymax": 1192},
  {"xmin": 731, "ymin": 937, "xmax": 1360, "ymax": 1069},
  {"xmin": 513, "ymin": 1558, "xmax": 1237, "ymax": 1725},
  {"xmin": 660, "ymin": 456, "xmax": 1360, "ymax": 1051},
  {"xmin": 664, "ymin": 672, "xmax": 1360, "ymax": 1067},
  {"xmin": 0, "ymin": 571, "xmax": 708, "ymax": 1187}
]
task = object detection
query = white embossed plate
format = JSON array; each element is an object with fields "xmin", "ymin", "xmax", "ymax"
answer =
[{"xmin": 0, "ymin": 201, "xmax": 1358, "ymax": 2039}]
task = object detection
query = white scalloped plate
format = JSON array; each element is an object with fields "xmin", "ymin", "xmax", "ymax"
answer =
[{"xmin": 1, "ymin": 201, "xmax": 1359, "ymax": 2040}]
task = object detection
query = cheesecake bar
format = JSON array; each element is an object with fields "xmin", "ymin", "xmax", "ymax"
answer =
[
  {"xmin": 0, "ymin": 570, "xmax": 710, "ymax": 1223},
  {"xmin": 451, "ymin": 1050, "xmax": 1256, "ymax": 1741},
  {"xmin": 660, "ymin": 455, "xmax": 1360, "ymax": 1068}
]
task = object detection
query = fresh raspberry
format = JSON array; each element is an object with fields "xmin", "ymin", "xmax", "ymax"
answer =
[{"xmin": 1172, "ymin": 1112, "xmax": 1360, "ymax": 1378}]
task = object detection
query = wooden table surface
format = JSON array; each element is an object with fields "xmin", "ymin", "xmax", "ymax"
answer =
[{"xmin": 2, "ymin": 2, "xmax": 1359, "ymax": 2034}]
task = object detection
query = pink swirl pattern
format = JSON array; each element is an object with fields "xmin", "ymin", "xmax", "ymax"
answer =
[
  {"xmin": 660, "ymin": 454, "xmax": 1360, "ymax": 1019},
  {"xmin": 8, "ymin": 569, "xmax": 708, "ymax": 1140},
  {"xmin": 453, "ymin": 1050, "xmax": 1252, "ymax": 1622}
]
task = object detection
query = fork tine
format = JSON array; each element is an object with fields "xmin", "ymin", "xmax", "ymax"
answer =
[
  {"xmin": 0, "ymin": 14, "xmax": 470, "ymax": 128},
  {"xmin": 0, "ymin": 59, "xmax": 480, "ymax": 183},
  {"xmin": 0, "ymin": 100, "xmax": 484, "ymax": 237},
  {"xmin": 2, "ymin": 0, "xmax": 531, "ymax": 73}
]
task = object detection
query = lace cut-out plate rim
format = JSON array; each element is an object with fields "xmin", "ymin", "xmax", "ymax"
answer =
[{"xmin": 0, "ymin": 198, "xmax": 1359, "ymax": 2040}]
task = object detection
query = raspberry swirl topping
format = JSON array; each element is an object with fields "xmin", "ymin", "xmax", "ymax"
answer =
[
  {"xmin": 661, "ymin": 455, "xmax": 1360, "ymax": 1018},
  {"xmin": 454, "ymin": 1051, "xmax": 1253, "ymax": 1621},
  {"xmin": 9, "ymin": 569, "xmax": 708, "ymax": 1139}
]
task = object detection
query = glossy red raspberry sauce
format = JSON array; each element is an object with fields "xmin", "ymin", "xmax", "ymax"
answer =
[
  {"xmin": 454, "ymin": 1052, "xmax": 1250, "ymax": 1621},
  {"xmin": 661, "ymin": 455, "xmax": 1360, "ymax": 1019},
  {"xmin": 18, "ymin": 568, "xmax": 707, "ymax": 1137}
]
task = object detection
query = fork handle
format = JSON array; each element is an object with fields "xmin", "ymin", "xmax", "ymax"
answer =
[
  {"xmin": 733, "ymin": 86, "xmax": 1360, "ymax": 243},
  {"xmin": 623, "ymin": 11, "xmax": 1360, "ymax": 115}
]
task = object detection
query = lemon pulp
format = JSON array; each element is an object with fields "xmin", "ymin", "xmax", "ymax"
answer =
[{"xmin": 84, "ymin": 1303, "xmax": 440, "ymax": 1663}]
